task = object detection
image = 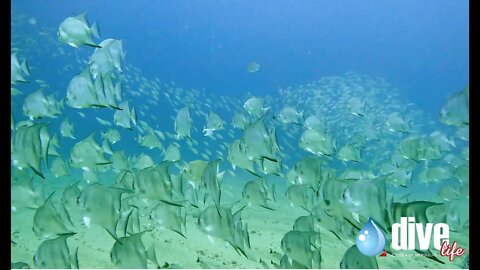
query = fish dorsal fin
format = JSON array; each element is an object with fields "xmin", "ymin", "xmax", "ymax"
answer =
[
  {"xmin": 91, "ymin": 21, "xmax": 100, "ymax": 39},
  {"xmin": 232, "ymin": 204, "xmax": 245, "ymax": 223},
  {"xmin": 71, "ymin": 246, "xmax": 79, "ymax": 269},
  {"xmin": 74, "ymin": 11, "xmax": 89, "ymax": 25}
]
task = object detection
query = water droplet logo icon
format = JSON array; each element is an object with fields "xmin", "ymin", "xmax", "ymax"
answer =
[{"xmin": 356, "ymin": 218, "xmax": 386, "ymax": 256}]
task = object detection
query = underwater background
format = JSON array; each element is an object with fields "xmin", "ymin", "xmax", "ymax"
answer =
[{"xmin": 11, "ymin": 0, "xmax": 469, "ymax": 269}]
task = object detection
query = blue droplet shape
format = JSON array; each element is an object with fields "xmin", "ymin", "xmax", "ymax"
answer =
[{"xmin": 356, "ymin": 218, "xmax": 386, "ymax": 256}]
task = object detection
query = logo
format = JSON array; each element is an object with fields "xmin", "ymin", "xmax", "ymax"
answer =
[
  {"xmin": 391, "ymin": 217, "xmax": 465, "ymax": 262},
  {"xmin": 356, "ymin": 217, "xmax": 466, "ymax": 262},
  {"xmin": 356, "ymin": 218, "xmax": 386, "ymax": 256}
]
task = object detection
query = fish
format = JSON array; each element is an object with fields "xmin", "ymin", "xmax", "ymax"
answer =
[
  {"xmin": 247, "ymin": 61, "xmax": 261, "ymax": 73},
  {"xmin": 388, "ymin": 201, "xmax": 441, "ymax": 230},
  {"xmin": 182, "ymin": 160, "xmax": 208, "ymax": 189},
  {"xmin": 203, "ymin": 112, "xmax": 224, "ymax": 137},
  {"xmin": 33, "ymin": 192, "xmax": 74, "ymax": 238},
  {"xmin": 202, "ymin": 159, "xmax": 223, "ymax": 214},
  {"xmin": 11, "ymin": 53, "xmax": 30, "ymax": 84},
  {"xmin": 96, "ymin": 116, "xmax": 112, "ymax": 126},
  {"xmin": 11, "ymin": 262, "xmax": 30, "ymax": 269},
  {"xmin": 276, "ymin": 106, "xmax": 304, "ymax": 125},
  {"xmin": 280, "ymin": 230, "xmax": 322, "ymax": 268},
  {"xmin": 164, "ymin": 143, "xmax": 181, "ymax": 162},
  {"xmin": 65, "ymin": 67, "xmax": 101, "ymax": 109},
  {"xmin": 337, "ymin": 143, "xmax": 362, "ymax": 163},
  {"xmin": 11, "ymin": 177, "xmax": 42, "ymax": 211},
  {"xmin": 77, "ymin": 183, "xmax": 131, "ymax": 240},
  {"xmin": 243, "ymin": 97, "xmax": 269, "ymax": 119},
  {"xmin": 110, "ymin": 232, "xmax": 148, "ymax": 269},
  {"xmin": 60, "ymin": 118, "xmax": 75, "ymax": 139},
  {"xmin": 69, "ymin": 133, "xmax": 109, "ymax": 171},
  {"xmin": 11, "ymin": 123, "xmax": 51, "ymax": 178},
  {"xmin": 292, "ymin": 215, "xmax": 321, "ymax": 233},
  {"xmin": 339, "ymin": 245, "xmax": 378, "ymax": 269},
  {"xmin": 261, "ymin": 158, "xmax": 282, "ymax": 176},
  {"xmin": 241, "ymin": 117, "xmax": 277, "ymax": 162},
  {"xmin": 114, "ymin": 101, "xmax": 136, "ymax": 129},
  {"xmin": 33, "ymin": 233, "xmax": 78, "ymax": 269},
  {"xmin": 57, "ymin": 12, "xmax": 100, "ymax": 48},
  {"xmin": 149, "ymin": 201, "xmax": 186, "ymax": 237},
  {"xmin": 232, "ymin": 111, "xmax": 249, "ymax": 130},
  {"xmin": 101, "ymin": 128, "xmax": 121, "ymax": 144},
  {"xmin": 174, "ymin": 106, "xmax": 192, "ymax": 140},
  {"xmin": 453, "ymin": 162, "xmax": 469, "ymax": 183},
  {"xmin": 198, "ymin": 205, "xmax": 250, "ymax": 257},
  {"xmin": 303, "ymin": 116, "xmax": 324, "ymax": 130},
  {"xmin": 241, "ymin": 177, "xmax": 275, "ymax": 210},
  {"xmin": 11, "ymin": 87, "xmax": 23, "ymax": 96},
  {"xmin": 385, "ymin": 112, "xmax": 410, "ymax": 133},
  {"xmin": 346, "ymin": 97, "xmax": 366, "ymax": 117},
  {"xmin": 396, "ymin": 136, "xmax": 423, "ymax": 162},
  {"xmin": 94, "ymin": 72, "xmax": 121, "ymax": 109},
  {"xmin": 136, "ymin": 162, "xmax": 177, "ymax": 205},
  {"xmin": 340, "ymin": 175, "xmax": 387, "ymax": 230},
  {"xmin": 227, "ymin": 139, "xmax": 256, "ymax": 175},
  {"xmin": 287, "ymin": 156, "xmax": 324, "ymax": 190},
  {"xmin": 23, "ymin": 89, "xmax": 63, "ymax": 119},
  {"xmin": 285, "ymin": 184, "xmax": 316, "ymax": 212},
  {"xmin": 440, "ymin": 85, "xmax": 469, "ymax": 127},
  {"xmin": 62, "ymin": 181, "xmax": 81, "ymax": 206},
  {"xmin": 115, "ymin": 170, "xmax": 135, "ymax": 191},
  {"xmin": 418, "ymin": 166, "xmax": 450, "ymax": 183},
  {"xmin": 299, "ymin": 128, "xmax": 335, "ymax": 156},
  {"xmin": 132, "ymin": 153, "xmax": 155, "ymax": 171},
  {"xmin": 50, "ymin": 157, "xmax": 69, "ymax": 178},
  {"xmin": 9, "ymin": 19, "xmax": 470, "ymax": 269},
  {"xmin": 89, "ymin": 39, "xmax": 125, "ymax": 78}
]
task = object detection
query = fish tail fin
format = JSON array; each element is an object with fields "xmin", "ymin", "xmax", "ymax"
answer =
[
  {"xmin": 130, "ymin": 108, "xmax": 137, "ymax": 126},
  {"xmin": 271, "ymin": 183, "xmax": 277, "ymax": 203},
  {"xmin": 21, "ymin": 58, "xmax": 30, "ymax": 76},
  {"xmin": 217, "ymin": 171, "xmax": 225, "ymax": 182},
  {"xmin": 91, "ymin": 21, "xmax": 100, "ymax": 39}
]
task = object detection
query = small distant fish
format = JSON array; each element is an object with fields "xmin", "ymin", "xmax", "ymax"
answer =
[
  {"xmin": 174, "ymin": 106, "xmax": 192, "ymax": 141},
  {"xmin": 203, "ymin": 112, "xmax": 224, "ymax": 137},
  {"xmin": 243, "ymin": 97, "xmax": 269, "ymax": 119},
  {"xmin": 276, "ymin": 106, "xmax": 304, "ymax": 125},
  {"xmin": 247, "ymin": 61, "xmax": 261, "ymax": 73},
  {"xmin": 28, "ymin": 17, "xmax": 37, "ymax": 25}
]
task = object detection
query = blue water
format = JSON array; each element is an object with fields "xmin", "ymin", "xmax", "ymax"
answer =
[{"xmin": 16, "ymin": 0, "xmax": 469, "ymax": 112}]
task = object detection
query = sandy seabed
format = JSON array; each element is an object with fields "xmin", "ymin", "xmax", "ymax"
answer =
[{"xmin": 11, "ymin": 175, "xmax": 468, "ymax": 269}]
